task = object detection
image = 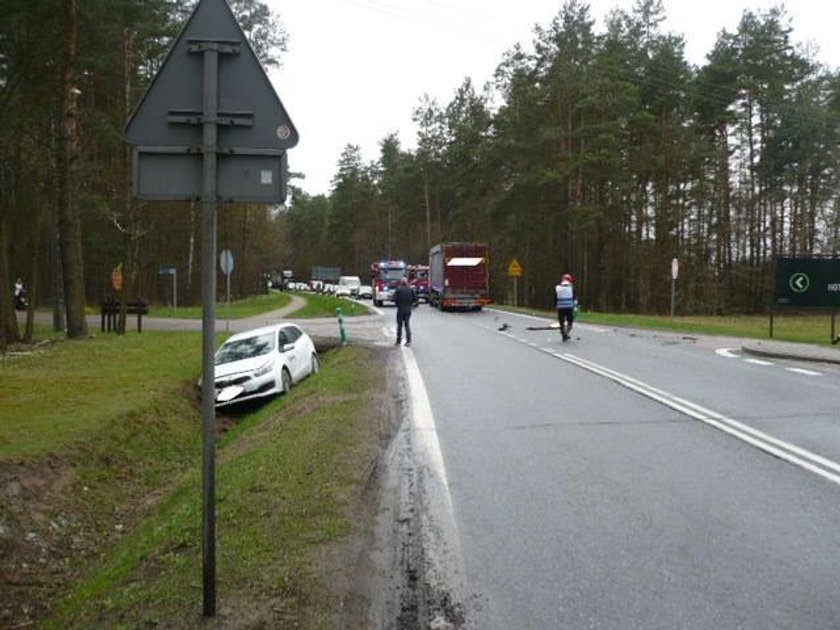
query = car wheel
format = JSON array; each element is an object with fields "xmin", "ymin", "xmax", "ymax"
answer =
[
  {"xmin": 281, "ymin": 367, "xmax": 292, "ymax": 394},
  {"xmin": 310, "ymin": 353, "xmax": 320, "ymax": 375}
]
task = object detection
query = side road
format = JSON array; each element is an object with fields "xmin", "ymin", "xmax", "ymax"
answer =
[
  {"xmin": 17, "ymin": 294, "xmax": 390, "ymax": 344},
  {"xmin": 741, "ymin": 339, "xmax": 840, "ymax": 365}
]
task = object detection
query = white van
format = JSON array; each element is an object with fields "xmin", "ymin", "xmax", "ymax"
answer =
[{"xmin": 337, "ymin": 275, "xmax": 362, "ymax": 297}]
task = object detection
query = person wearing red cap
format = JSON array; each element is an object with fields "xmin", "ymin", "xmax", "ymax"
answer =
[{"xmin": 554, "ymin": 273, "xmax": 576, "ymax": 341}]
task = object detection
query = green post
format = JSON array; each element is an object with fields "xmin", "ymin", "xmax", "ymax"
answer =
[{"xmin": 336, "ymin": 307, "xmax": 347, "ymax": 345}]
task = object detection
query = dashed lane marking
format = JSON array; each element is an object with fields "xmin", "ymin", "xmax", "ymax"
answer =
[
  {"xmin": 745, "ymin": 358, "xmax": 775, "ymax": 366},
  {"xmin": 786, "ymin": 367, "xmax": 823, "ymax": 376},
  {"xmin": 717, "ymin": 347, "xmax": 823, "ymax": 376}
]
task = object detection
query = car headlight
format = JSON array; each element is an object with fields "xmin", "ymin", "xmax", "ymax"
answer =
[{"xmin": 253, "ymin": 361, "xmax": 273, "ymax": 378}]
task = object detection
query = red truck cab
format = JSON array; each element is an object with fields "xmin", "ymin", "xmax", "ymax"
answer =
[
  {"xmin": 407, "ymin": 264, "xmax": 430, "ymax": 303},
  {"xmin": 371, "ymin": 260, "xmax": 407, "ymax": 307}
]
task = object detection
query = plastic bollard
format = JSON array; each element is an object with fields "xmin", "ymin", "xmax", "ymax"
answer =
[{"xmin": 336, "ymin": 307, "xmax": 348, "ymax": 345}]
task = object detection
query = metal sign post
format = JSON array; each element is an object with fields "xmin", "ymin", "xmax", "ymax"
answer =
[
  {"xmin": 199, "ymin": 41, "xmax": 220, "ymax": 617},
  {"xmin": 124, "ymin": 0, "xmax": 297, "ymax": 618},
  {"xmin": 508, "ymin": 258, "xmax": 523, "ymax": 306},
  {"xmin": 670, "ymin": 257, "xmax": 679, "ymax": 318},
  {"xmin": 220, "ymin": 249, "xmax": 234, "ymax": 331}
]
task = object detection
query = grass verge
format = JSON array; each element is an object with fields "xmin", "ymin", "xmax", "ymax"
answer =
[
  {"xmin": 288, "ymin": 293, "xmax": 372, "ymax": 318},
  {"xmin": 1, "ymin": 334, "xmax": 389, "ymax": 629},
  {"xmin": 148, "ymin": 292, "xmax": 293, "ymax": 319},
  {"xmin": 146, "ymin": 291, "xmax": 371, "ymax": 319}
]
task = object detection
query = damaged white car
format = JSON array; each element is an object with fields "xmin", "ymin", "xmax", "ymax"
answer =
[{"xmin": 206, "ymin": 323, "xmax": 319, "ymax": 407}]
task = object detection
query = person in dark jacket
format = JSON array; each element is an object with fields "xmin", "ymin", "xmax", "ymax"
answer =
[{"xmin": 393, "ymin": 277, "xmax": 417, "ymax": 346}]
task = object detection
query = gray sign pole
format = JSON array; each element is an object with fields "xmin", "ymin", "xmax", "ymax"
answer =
[
  {"xmin": 199, "ymin": 43, "xmax": 219, "ymax": 619},
  {"xmin": 124, "ymin": 0, "xmax": 299, "ymax": 617}
]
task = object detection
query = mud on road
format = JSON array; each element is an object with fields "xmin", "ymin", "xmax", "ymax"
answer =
[{"xmin": 356, "ymin": 344, "xmax": 470, "ymax": 630}]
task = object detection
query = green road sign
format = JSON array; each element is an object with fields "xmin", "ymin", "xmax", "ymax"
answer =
[{"xmin": 775, "ymin": 258, "xmax": 840, "ymax": 307}]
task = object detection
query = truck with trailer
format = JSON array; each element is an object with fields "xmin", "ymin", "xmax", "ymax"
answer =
[
  {"xmin": 371, "ymin": 260, "xmax": 407, "ymax": 306},
  {"xmin": 428, "ymin": 242, "xmax": 491, "ymax": 310}
]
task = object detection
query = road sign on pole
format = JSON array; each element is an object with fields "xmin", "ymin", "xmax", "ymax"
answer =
[
  {"xmin": 220, "ymin": 249, "xmax": 234, "ymax": 331},
  {"xmin": 125, "ymin": 0, "xmax": 297, "ymax": 203},
  {"xmin": 671, "ymin": 257, "xmax": 678, "ymax": 317},
  {"xmin": 124, "ymin": 0, "xmax": 298, "ymax": 618}
]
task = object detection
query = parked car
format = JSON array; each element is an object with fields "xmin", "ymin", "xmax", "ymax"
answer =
[
  {"xmin": 358, "ymin": 284, "xmax": 373, "ymax": 299},
  {"xmin": 207, "ymin": 323, "xmax": 319, "ymax": 407},
  {"xmin": 335, "ymin": 285, "xmax": 352, "ymax": 298},
  {"xmin": 338, "ymin": 275, "xmax": 362, "ymax": 297}
]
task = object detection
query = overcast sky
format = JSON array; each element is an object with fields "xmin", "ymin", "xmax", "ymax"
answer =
[{"xmin": 265, "ymin": 0, "xmax": 839, "ymax": 197}]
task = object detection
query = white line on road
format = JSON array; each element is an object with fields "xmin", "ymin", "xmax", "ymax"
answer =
[
  {"xmin": 715, "ymin": 348, "xmax": 740, "ymax": 358},
  {"xmin": 401, "ymin": 347, "xmax": 466, "ymax": 607},
  {"xmin": 545, "ymin": 350, "xmax": 840, "ymax": 486},
  {"xmin": 745, "ymin": 358, "xmax": 775, "ymax": 366},
  {"xmin": 786, "ymin": 367, "xmax": 823, "ymax": 376}
]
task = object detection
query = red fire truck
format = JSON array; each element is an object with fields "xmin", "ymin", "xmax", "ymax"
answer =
[
  {"xmin": 371, "ymin": 260, "xmax": 407, "ymax": 307},
  {"xmin": 407, "ymin": 264, "xmax": 430, "ymax": 303}
]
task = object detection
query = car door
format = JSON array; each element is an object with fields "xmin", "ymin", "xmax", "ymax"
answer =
[
  {"xmin": 276, "ymin": 328, "xmax": 296, "ymax": 381},
  {"xmin": 287, "ymin": 326, "xmax": 312, "ymax": 381}
]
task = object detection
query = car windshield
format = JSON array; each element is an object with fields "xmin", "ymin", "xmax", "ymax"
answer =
[{"xmin": 215, "ymin": 332, "xmax": 275, "ymax": 365}]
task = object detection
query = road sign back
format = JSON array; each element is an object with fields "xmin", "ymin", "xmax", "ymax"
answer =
[{"xmin": 125, "ymin": 0, "xmax": 297, "ymax": 203}]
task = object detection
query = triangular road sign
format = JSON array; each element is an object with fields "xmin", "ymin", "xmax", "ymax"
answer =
[{"xmin": 125, "ymin": 0, "xmax": 297, "ymax": 151}]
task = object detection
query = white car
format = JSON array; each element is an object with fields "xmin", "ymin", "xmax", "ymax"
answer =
[
  {"xmin": 209, "ymin": 323, "xmax": 319, "ymax": 407},
  {"xmin": 358, "ymin": 284, "xmax": 373, "ymax": 299},
  {"xmin": 335, "ymin": 285, "xmax": 352, "ymax": 298}
]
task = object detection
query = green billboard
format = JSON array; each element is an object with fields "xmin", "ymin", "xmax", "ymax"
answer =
[{"xmin": 774, "ymin": 257, "xmax": 840, "ymax": 307}]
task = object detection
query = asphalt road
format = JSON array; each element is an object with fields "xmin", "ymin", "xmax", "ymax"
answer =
[{"xmin": 401, "ymin": 306, "xmax": 840, "ymax": 629}]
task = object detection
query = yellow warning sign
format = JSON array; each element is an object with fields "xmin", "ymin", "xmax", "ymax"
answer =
[{"xmin": 508, "ymin": 258, "xmax": 523, "ymax": 277}]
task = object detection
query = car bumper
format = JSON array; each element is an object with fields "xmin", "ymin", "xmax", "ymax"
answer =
[{"xmin": 213, "ymin": 373, "xmax": 278, "ymax": 407}]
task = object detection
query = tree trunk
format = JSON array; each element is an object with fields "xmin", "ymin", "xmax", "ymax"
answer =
[
  {"xmin": 56, "ymin": 0, "xmax": 88, "ymax": 338},
  {"xmin": 0, "ymin": 213, "xmax": 19, "ymax": 349}
]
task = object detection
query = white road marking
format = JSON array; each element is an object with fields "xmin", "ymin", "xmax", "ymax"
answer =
[
  {"xmin": 401, "ymin": 347, "xmax": 466, "ymax": 604},
  {"xmin": 489, "ymin": 325, "xmax": 840, "ymax": 486},
  {"xmin": 716, "ymin": 348, "xmax": 740, "ymax": 358},
  {"xmin": 549, "ymin": 351, "xmax": 840, "ymax": 486},
  {"xmin": 745, "ymin": 358, "xmax": 775, "ymax": 366},
  {"xmin": 786, "ymin": 367, "xmax": 823, "ymax": 376},
  {"xmin": 716, "ymin": 347, "xmax": 824, "ymax": 377}
]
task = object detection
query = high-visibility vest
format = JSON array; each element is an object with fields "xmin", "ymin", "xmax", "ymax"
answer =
[{"xmin": 555, "ymin": 282, "xmax": 574, "ymax": 309}]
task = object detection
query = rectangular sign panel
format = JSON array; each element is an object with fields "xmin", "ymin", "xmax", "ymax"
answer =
[
  {"xmin": 774, "ymin": 257, "xmax": 840, "ymax": 307},
  {"xmin": 134, "ymin": 149, "xmax": 287, "ymax": 203}
]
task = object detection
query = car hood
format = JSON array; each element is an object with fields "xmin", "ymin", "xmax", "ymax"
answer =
[{"xmin": 215, "ymin": 355, "xmax": 274, "ymax": 378}]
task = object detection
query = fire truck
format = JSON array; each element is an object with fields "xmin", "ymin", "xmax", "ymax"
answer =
[
  {"xmin": 371, "ymin": 260, "xmax": 407, "ymax": 306},
  {"xmin": 407, "ymin": 264, "xmax": 430, "ymax": 303}
]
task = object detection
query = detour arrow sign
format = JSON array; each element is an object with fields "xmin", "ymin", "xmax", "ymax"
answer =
[{"xmin": 775, "ymin": 258, "xmax": 840, "ymax": 307}]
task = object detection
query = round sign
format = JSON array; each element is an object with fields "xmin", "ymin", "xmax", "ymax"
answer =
[
  {"xmin": 276, "ymin": 125, "xmax": 291, "ymax": 140},
  {"xmin": 220, "ymin": 249, "xmax": 234, "ymax": 275},
  {"xmin": 789, "ymin": 272, "xmax": 810, "ymax": 293}
]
